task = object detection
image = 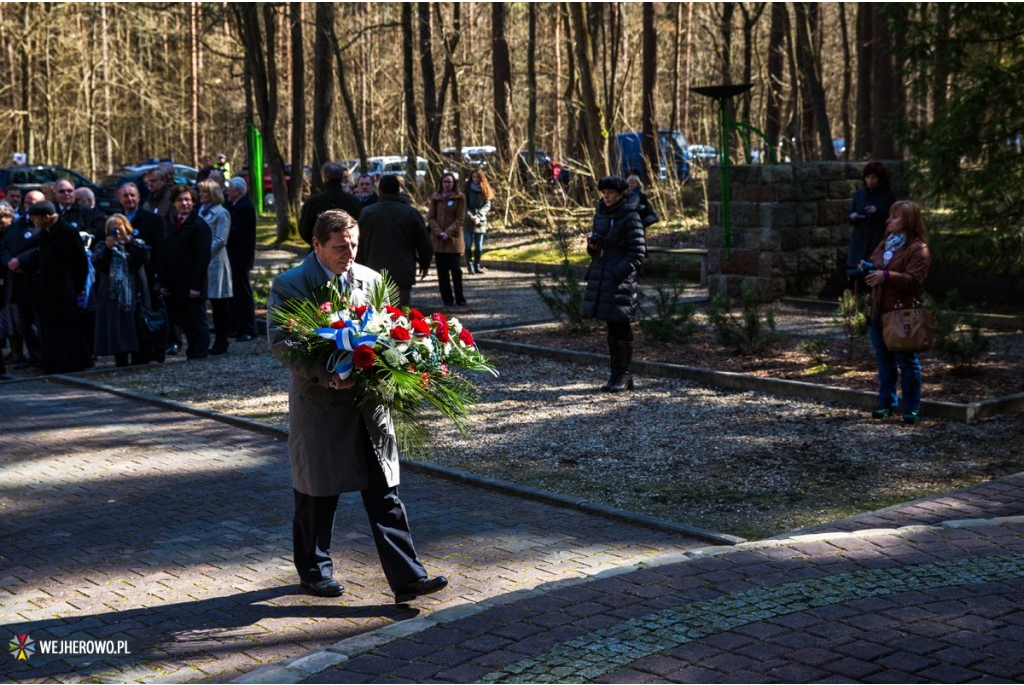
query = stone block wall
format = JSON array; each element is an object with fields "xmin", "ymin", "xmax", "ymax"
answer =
[{"xmin": 705, "ymin": 161, "xmax": 907, "ymax": 300}]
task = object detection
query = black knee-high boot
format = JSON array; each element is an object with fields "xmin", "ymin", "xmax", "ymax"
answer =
[{"xmin": 604, "ymin": 340, "xmax": 634, "ymax": 392}]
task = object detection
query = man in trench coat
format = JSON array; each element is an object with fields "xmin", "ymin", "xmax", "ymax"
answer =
[{"xmin": 267, "ymin": 209, "xmax": 447, "ymax": 602}]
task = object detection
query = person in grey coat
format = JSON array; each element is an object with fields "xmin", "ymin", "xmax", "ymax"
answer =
[
  {"xmin": 267, "ymin": 209, "xmax": 448, "ymax": 602},
  {"xmin": 198, "ymin": 180, "xmax": 233, "ymax": 355},
  {"xmin": 356, "ymin": 174, "xmax": 433, "ymax": 308},
  {"xmin": 582, "ymin": 175, "xmax": 646, "ymax": 393}
]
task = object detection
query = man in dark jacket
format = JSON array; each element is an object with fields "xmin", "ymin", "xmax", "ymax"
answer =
[
  {"xmin": 6, "ymin": 201, "xmax": 92, "ymax": 374},
  {"xmin": 298, "ymin": 162, "xmax": 362, "ymax": 247},
  {"xmin": 355, "ymin": 175, "xmax": 433, "ymax": 308},
  {"xmin": 54, "ymin": 179, "xmax": 103, "ymax": 240},
  {"xmin": 225, "ymin": 177, "xmax": 258, "ymax": 340}
]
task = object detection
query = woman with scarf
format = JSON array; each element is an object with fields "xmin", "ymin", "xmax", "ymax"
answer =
[
  {"xmin": 582, "ymin": 175, "xmax": 646, "ymax": 392},
  {"xmin": 862, "ymin": 200, "xmax": 932, "ymax": 424},
  {"xmin": 92, "ymin": 213, "xmax": 151, "ymax": 367},
  {"xmin": 462, "ymin": 168, "xmax": 494, "ymax": 274}
]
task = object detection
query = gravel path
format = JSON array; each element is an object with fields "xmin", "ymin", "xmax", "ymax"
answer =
[{"xmin": 65, "ymin": 259, "xmax": 1024, "ymax": 540}]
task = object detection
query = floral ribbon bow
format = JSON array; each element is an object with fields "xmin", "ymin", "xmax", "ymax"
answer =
[{"xmin": 314, "ymin": 306, "xmax": 378, "ymax": 379}]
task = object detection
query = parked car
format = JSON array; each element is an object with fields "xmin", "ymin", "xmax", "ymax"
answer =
[
  {"xmin": 0, "ymin": 164, "xmax": 100, "ymax": 203},
  {"xmin": 238, "ymin": 163, "xmax": 311, "ymax": 211},
  {"xmin": 613, "ymin": 130, "xmax": 690, "ymax": 181},
  {"xmin": 442, "ymin": 146, "xmax": 497, "ymax": 172},
  {"xmin": 349, "ymin": 156, "xmax": 428, "ymax": 186},
  {"xmin": 94, "ymin": 163, "xmax": 198, "ymax": 214},
  {"xmin": 687, "ymin": 144, "xmax": 718, "ymax": 167}
]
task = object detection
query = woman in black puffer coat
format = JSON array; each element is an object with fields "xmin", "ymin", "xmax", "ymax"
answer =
[{"xmin": 582, "ymin": 175, "xmax": 646, "ymax": 392}]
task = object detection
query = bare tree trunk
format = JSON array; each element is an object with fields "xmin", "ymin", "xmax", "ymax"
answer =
[
  {"xmin": 332, "ymin": 12, "xmax": 366, "ymax": 176},
  {"xmin": 491, "ymin": 2, "xmax": 513, "ymax": 168},
  {"xmin": 793, "ymin": 2, "xmax": 834, "ymax": 160},
  {"xmin": 419, "ymin": 2, "xmax": 441, "ymax": 187},
  {"xmin": 401, "ymin": 4, "xmax": 420, "ymax": 193},
  {"xmin": 641, "ymin": 2, "xmax": 658, "ymax": 183},
  {"xmin": 101, "ymin": 2, "xmax": 113, "ymax": 173},
  {"xmin": 838, "ymin": 4, "xmax": 852, "ymax": 160},
  {"xmin": 669, "ymin": 3, "xmax": 682, "ymax": 138},
  {"xmin": 682, "ymin": 2, "xmax": 694, "ymax": 141},
  {"xmin": 854, "ymin": 3, "xmax": 873, "ymax": 158},
  {"xmin": 719, "ymin": 3, "xmax": 734, "ymax": 83},
  {"xmin": 288, "ymin": 2, "xmax": 305, "ymax": 212},
  {"xmin": 234, "ymin": 4, "xmax": 291, "ymax": 241},
  {"xmin": 439, "ymin": 4, "xmax": 463, "ymax": 171},
  {"xmin": 870, "ymin": 6, "xmax": 897, "ymax": 158},
  {"xmin": 310, "ymin": 2, "xmax": 335, "ymax": 192},
  {"xmin": 739, "ymin": 3, "xmax": 767, "ymax": 124},
  {"xmin": 765, "ymin": 2, "xmax": 786, "ymax": 154},
  {"xmin": 189, "ymin": 2, "xmax": 199, "ymax": 165},
  {"xmin": 568, "ymin": 2, "xmax": 605, "ymax": 178},
  {"xmin": 526, "ymin": 3, "xmax": 538, "ymax": 184}
]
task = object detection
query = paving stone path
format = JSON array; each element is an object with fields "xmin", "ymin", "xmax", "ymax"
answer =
[{"xmin": 0, "ymin": 380, "xmax": 707, "ymax": 683}]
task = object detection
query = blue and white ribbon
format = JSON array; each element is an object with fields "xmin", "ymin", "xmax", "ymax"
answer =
[{"xmin": 314, "ymin": 306, "xmax": 378, "ymax": 379}]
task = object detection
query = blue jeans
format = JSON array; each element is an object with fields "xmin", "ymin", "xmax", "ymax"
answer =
[
  {"xmin": 868, "ymin": 322, "xmax": 922, "ymax": 412},
  {"xmin": 464, "ymin": 231, "xmax": 484, "ymax": 265}
]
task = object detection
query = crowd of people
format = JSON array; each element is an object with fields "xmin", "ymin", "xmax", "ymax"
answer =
[
  {"xmin": 1, "ymin": 156, "xmax": 931, "ymax": 427},
  {"xmin": 0, "ymin": 159, "xmax": 258, "ymax": 378}
]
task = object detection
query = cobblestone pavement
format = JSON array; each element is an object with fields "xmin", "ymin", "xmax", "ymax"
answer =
[
  {"xmin": 283, "ymin": 485, "xmax": 1024, "ymax": 684},
  {"xmin": 0, "ymin": 380, "xmax": 709, "ymax": 683}
]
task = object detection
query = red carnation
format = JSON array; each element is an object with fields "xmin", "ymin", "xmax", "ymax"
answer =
[
  {"xmin": 385, "ymin": 305, "xmax": 404, "ymax": 321},
  {"xmin": 411, "ymin": 319, "xmax": 431, "ymax": 337},
  {"xmin": 458, "ymin": 327, "xmax": 475, "ymax": 347},
  {"xmin": 352, "ymin": 345, "xmax": 376, "ymax": 369},
  {"xmin": 409, "ymin": 308, "xmax": 426, "ymax": 320},
  {"xmin": 431, "ymin": 312, "xmax": 448, "ymax": 326},
  {"xmin": 436, "ymin": 321, "xmax": 450, "ymax": 343},
  {"xmin": 354, "ymin": 305, "xmax": 368, "ymax": 317},
  {"xmin": 391, "ymin": 326, "xmax": 411, "ymax": 342},
  {"xmin": 330, "ymin": 320, "xmax": 347, "ymax": 329}
]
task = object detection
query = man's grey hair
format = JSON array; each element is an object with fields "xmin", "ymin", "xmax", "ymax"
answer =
[
  {"xmin": 321, "ymin": 162, "xmax": 346, "ymax": 182},
  {"xmin": 226, "ymin": 177, "xmax": 248, "ymax": 194},
  {"xmin": 0, "ymin": 201, "xmax": 13, "ymax": 218},
  {"xmin": 73, "ymin": 187, "xmax": 95, "ymax": 206},
  {"xmin": 118, "ymin": 182, "xmax": 139, "ymax": 196}
]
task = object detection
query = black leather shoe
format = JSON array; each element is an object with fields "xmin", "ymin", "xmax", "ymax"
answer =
[
  {"xmin": 166, "ymin": 344, "xmax": 180, "ymax": 356},
  {"xmin": 300, "ymin": 578, "xmax": 345, "ymax": 597},
  {"xmin": 394, "ymin": 575, "xmax": 448, "ymax": 604},
  {"xmin": 236, "ymin": 333, "xmax": 254, "ymax": 342}
]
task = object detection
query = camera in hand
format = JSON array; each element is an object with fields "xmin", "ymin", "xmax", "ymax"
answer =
[{"xmin": 847, "ymin": 260, "xmax": 875, "ymax": 280}]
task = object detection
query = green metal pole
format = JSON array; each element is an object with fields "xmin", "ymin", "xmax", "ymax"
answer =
[
  {"xmin": 246, "ymin": 122, "xmax": 265, "ymax": 214},
  {"xmin": 719, "ymin": 97, "xmax": 732, "ymax": 260}
]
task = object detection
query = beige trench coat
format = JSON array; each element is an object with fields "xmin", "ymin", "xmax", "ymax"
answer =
[{"xmin": 267, "ymin": 254, "xmax": 400, "ymax": 496}]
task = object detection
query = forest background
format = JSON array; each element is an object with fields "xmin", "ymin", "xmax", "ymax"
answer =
[{"xmin": 0, "ymin": 2, "xmax": 1021, "ymax": 275}]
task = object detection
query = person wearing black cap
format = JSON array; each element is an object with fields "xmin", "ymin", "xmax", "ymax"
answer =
[
  {"xmin": 582, "ymin": 175, "xmax": 646, "ymax": 392},
  {"xmin": 5, "ymin": 201, "xmax": 92, "ymax": 374}
]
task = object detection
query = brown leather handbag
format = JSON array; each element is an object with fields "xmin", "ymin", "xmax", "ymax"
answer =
[{"xmin": 882, "ymin": 298, "xmax": 934, "ymax": 353}]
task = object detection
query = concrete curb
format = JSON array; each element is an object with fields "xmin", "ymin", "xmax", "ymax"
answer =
[{"xmin": 475, "ymin": 337, "xmax": 1024, "ymax": 423}]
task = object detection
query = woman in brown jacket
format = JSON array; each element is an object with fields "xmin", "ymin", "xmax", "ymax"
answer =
[
  {"xmin": 862, "ymin": 200, "xmax": 932, "ymax": 424},
  {"xmin": 427, "ymin": 172, "xmax": 467, "ymax": 306}
]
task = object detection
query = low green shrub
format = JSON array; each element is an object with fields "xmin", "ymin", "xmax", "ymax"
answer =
[
  {"xmin": 930, "ymin": 290, "xmax": 989, "ymax": 376},
  {"xmin": 704, "ymin": 281, "xmax": 784, "ymax": 355},
  {"xmin": 638, "ymin": 275, "xmax": 698, "ymax": 341},
  {"xmin": 833, "ymin": 289, "xmax": 868, "ymax": 361}
]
